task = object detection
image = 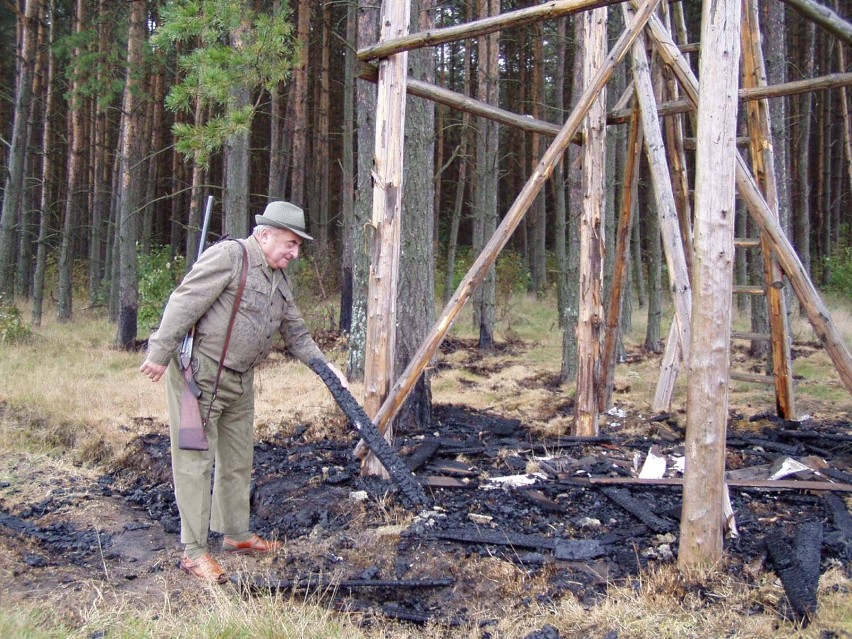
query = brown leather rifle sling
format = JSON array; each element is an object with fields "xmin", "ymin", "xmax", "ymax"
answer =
[{"xmin": 202, "ymin": 240, "xmax": 249, "ymax": 428}]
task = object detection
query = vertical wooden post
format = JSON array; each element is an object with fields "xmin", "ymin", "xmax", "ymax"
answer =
[
  {"xmin": 623, "ymin": 11, "xmax": 693, "ymax": 413},
  {"xmin": 362, "ymin": 0, "xmax": 410, "ymax": 477},
  {"xmin": 598, "ymin": 104, "xmax": 642, "ymax": 412},
  {"xmin": 574, "ymin": 5, "xmax": 608, "ymax": 437},
  {"xmin": 740, "ymin": 0, "xmax": 796, "ymax": 419},
  {"xmin": 680, "ymin": 0, "xmax": 742, "ymax": 567}
]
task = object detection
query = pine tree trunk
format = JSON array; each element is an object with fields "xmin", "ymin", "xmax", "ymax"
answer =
[
  {"xmin": 561, "ymin": 15, "xmax": 583, "ymax": 384},
  {"xmin": 348, "ymin": 0, "xmax": 379, "ymax": 381},
  {"xmin": 339, "ymin": 0, "xmax": 356, "ymax": 334},
  {"xmin": 58, "ymin": 0, "xmax": 89, "ymax": 321},
  {"xmin": 314, "ymin": 2, "xmax": 331, "ymax": 253},
  {"xmin": 643, "ymin": 174, "xmax": 663, "ymax": 353},
  {"xmin": 395, "ymin": 0, "xmax": 436, "ymax": 434},
  {"xmin": 530, "ymin": 21, "xmax": 547, "ymax": 296},
  {"xmin": 32, "ymin": 0, "xmax": 56, "ymax": 327},
  {"xmin": 791, "ymin": 15, "xmax": 815, "ymax": 276},
  {"xmin": 116, "ymin": 0, "xmax": 148, "ymax": 350},
  {"xmin": 0, "ymin": 0, "xmax": 41, "ymax": 296},
  {"xmin": 554, "ymin": 17, "xmax": 569, "ymax": 330},
  {"xmin": 289, "ymin": 0, "xmax": 311, "ymax": 208},
  {"xmin": 474, "ymin": 0, "xmax": 499, "ymax": 350}
]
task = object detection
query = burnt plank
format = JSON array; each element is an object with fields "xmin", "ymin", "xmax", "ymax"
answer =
[
  {"xmin": 519, "ymin": 488, "xmax": 564, "ymax": 513},
  {"xmin": 553, "ymin": 539, "xmax": 607, "ymax": 561},
  {"xmin": 824, "ymin": 493, "xmax": 852, "ymax": 540},
  {"xmin": 600, "ymin": 487, "xmax": 676, "ymax": 533},
  {"xmin": 432, "ymin": 527, "xmax": 555, "ymax": 551},
  {"xmin": 235, "ymin": 573, "xmax": 454, "ymax": 592},
  {"xmin": 765, "ymin": 521, "xmax": 823, "ymax": 625},
  {"xmin": 404, "ymin": 439, "xmax": 440, "ymax": 472}
]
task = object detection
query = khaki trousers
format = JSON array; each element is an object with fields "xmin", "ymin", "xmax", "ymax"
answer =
[{"xmin": 166, "ymin": 350, "xmax": 255, "ymax": 548}]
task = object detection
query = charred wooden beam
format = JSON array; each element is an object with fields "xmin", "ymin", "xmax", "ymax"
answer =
[
  {"xmin": 553, "ymin": 538, "xmax": 608, "ymax": 561},
  {"xmin": 765, "ymin": 521, "xmax": 823, "ymax": 624},
  {"xmin": 824, "ymin": 493, "xmax": 852, "ymax": 541},
  {"xmin": 404, "ymin": 439, "xmax": 440, "ymax": 472},
  {"xmin": 600, "ymin": 487, "xmax": 676, "ymax": 533},
  {"xmin": 234, "ymin": 573, "xmax": 454, "ymax": 593},
  {"xmin": 432, "ymin": 527, "xmax": 556, "ymax": 551},
  {"xmin": 308, "ymin": 358, "xmax": 430, "ymax": 509}
]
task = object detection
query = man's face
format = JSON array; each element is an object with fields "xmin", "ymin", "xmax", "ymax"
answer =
[{"xmin": 258, "ymin": 227, "xmax": 302, "ymax": 270}]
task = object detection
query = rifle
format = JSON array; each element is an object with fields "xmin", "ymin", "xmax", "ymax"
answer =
[{"xmin": 177, "ymin": 195, "xmax": 214, "ymax": 451}]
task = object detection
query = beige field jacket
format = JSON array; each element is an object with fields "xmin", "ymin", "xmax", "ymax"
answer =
[{"xmin": 147, "ymin": 235, "xmax": 325, "ymax": 373}]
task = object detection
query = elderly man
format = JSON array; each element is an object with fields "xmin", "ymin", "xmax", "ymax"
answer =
[{"xmin": 140, "ymin": 201, "xmax": 347, "ymax": 583}]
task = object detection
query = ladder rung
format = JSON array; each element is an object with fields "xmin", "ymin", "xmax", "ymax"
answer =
[
  {"xmin": 679, "ymin": 42, "xmax": 700, "ymax": 54},
  {"xmin": 730, "ymin": 371, "xmax": 776, "ymax": 385},
  {"xmin": 733, "ymin": 285, "xmax": 765, "ymax": 295},
  {"xmin": 731, "ymin": 331, "xmax": 772, "ymax": 342},
  {"xmin": 734, "ymin": 238, "xmax": 761, "ymax": 248}
]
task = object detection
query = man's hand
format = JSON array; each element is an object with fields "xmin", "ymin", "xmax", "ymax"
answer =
[
  {"xmin": 327, "ymin": 363, "xmax": 349, "ymax": 390},
  {"xmin": 140, "ymin": 357, "xmax": 167, "ymax": 382}
]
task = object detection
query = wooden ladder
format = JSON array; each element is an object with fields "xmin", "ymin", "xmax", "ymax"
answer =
[{"xmin": 730, "ymin": 233, "xmax": 797, "ymax": 418}]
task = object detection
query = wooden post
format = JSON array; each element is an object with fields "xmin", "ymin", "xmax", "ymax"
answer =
[
  {"xmin": 623, "ymin": 10, "xmax": 693, "ymax": 411},
  {"xmin": 741, "ymin": 0, "xmax": 796, "ymax": 419},
  {"xmin": 680, "ymin": 0, "xmax": 742, "ymax": 568},
  {"xmin": 372, "ymin": 0, "xmax": 663, "ymax": 435},
  {"xmin": 362, "ymin": 0, "xmax": 410, "ymax": 478},
  {"xmin": 598, "ymin": 104, "xmax": 642, "ymax": 412},
  {"xmin": 574, "ymin": 5, "xmax": 608, "ymax": 437},
  {"xmin": 639, "ymin": 6, "xmax": 852, "ymax": 396}
]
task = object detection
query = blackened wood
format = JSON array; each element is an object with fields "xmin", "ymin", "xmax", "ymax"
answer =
[
  {"xmin": 519, "ymin": 489, "xmax": 564, "ymax": 513},
  {"xmin": 235, "ymin": 573, "xmax": 454, "ymax": 592},
  {"xmin": 600, "ymin": 487, "xmax": 676, "ymax": 533},
  {"xmin": 824, "ymin": 494, "xmax": 852, "ymax": 539},
  {"xmin": 404, "ymin": 439, "xmax": 440, "ymax": 472},
  {"xmin": 432, "ymin": 527, "xmax": 556, "ymax": 551},
  {"xmin": 553, "ymin": 539, "xmax": 608, "ymax": 560},
  {"xmin": 765, "ymin": 521, "xmax": 823, "ymax": 624}
]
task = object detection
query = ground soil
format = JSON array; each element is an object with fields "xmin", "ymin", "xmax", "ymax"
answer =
[{"xmin": 0, "ymin": 338, "xmax": 850, "ymax": 634}]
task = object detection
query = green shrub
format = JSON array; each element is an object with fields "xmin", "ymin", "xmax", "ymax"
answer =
[
  {"xmin": 825, "ymin": 246, "xmax": 852, "ymax": 298},
  {"xmin": 0, "ymin": 295, "xmax": 30, "ymax": 343},
  {"xmin": 138, "ymin": 247, "xmax": 185, "ymax": 331}
]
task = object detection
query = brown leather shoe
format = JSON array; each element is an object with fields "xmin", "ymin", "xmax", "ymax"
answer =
[
  {"xmin": 180, "ymin": 553, "xmax": 227, "ymax": 584},
  {"xmin": 222, "ymin": 533, "xmax": 283, "ymax": 555}
]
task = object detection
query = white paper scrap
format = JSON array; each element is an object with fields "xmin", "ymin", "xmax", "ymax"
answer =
[{"xmin": 638, "ymin": 446, "xmax": 667, "ymax": 479}]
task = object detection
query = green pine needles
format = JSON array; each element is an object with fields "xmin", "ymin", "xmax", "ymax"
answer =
[{"xmin": 152, "ymin": 0, "xmax": 299, "ymax": 168}]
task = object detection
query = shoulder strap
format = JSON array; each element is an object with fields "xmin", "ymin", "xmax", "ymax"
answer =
[{"xmin": 203, "ymin": 240, "xmax": 249, "ymax": 426}]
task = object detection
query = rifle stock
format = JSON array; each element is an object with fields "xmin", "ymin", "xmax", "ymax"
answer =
[
  {"xmin": 177, "ymin": 195, "xmax": 214, "ymax": 451},
  {"xmin": 179, "ymin": 364, "xmax": 208, "ymax": 450}
]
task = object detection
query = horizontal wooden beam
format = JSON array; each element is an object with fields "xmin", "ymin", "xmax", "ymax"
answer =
[
  {"xmin": 608, "ymin": 72, "xmax": 852, "ymax": 124},
  {"xmin": 357, "ymin": 0, "xmax": 623, "ymax": 61},
  {"xmin": 779, "ymin": 0, "xmax": 852, "ymax": 46},
  {"xmin": 564, "ymin": 476, "xmax": 852, "ymax": 492},
  {"xmin": 358, "ymin": 64, "xmax": 581, "ymax": 143}
]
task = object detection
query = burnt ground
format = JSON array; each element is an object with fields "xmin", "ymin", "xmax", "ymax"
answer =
[{"xmin": 0, "ymin": 339, "xmax": 850, "ymax": 633}]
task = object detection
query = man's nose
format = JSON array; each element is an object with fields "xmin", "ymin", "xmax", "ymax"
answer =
[{"xmin": 289, "ymin": 245, "xmax": 300, "ymax": 259}]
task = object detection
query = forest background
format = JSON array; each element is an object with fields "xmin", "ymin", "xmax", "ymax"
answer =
[{"xmin": 0, "ymin": 0, "xmax": 850, "ymax": 434}]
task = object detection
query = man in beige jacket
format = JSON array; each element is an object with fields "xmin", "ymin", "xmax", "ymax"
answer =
[{"xmin": 140, "ymin": 201, "xmax": 347, "ymax": 583}]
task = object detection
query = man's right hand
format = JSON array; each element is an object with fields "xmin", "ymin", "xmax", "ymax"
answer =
[{"xmin": 140, "ymin": 358, "xmax": 167, "ymax": 382}]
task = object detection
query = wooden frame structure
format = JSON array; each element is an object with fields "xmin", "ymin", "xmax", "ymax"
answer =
[{"xmin": 357, "ymin": 0, "xmax": 852, "ymax": 566}]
